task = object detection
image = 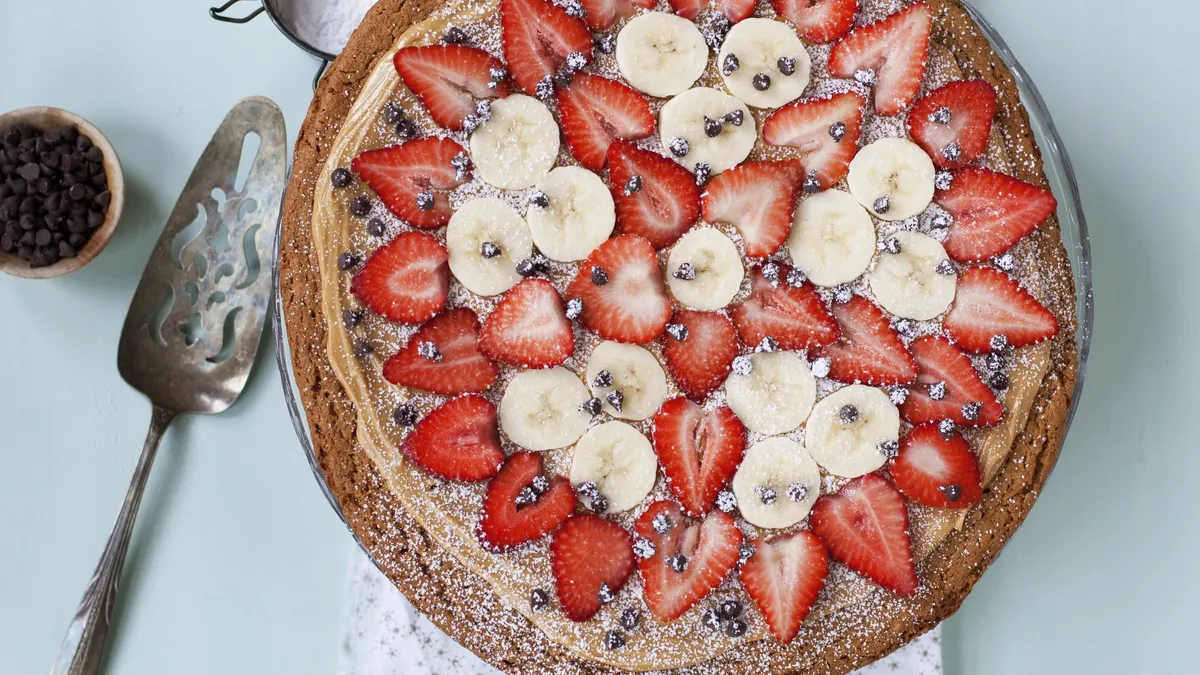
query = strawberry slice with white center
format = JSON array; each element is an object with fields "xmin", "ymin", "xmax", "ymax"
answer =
[
  {"xmin": 403, "ymin": 394, "xmax": 504, "ymax": 482},
  {"xmin": 828, "ymin": 3, "xmax": 931, "ymax": 116},
  {"xmin": 817, "ymin": 295, "xmax": 917, "ymax": 386},
  {"xmin": 501, "ymin": 0, "xmax": 593, "ymax": 96},
  {"xmin": 551, "ymin": 514, "xmax": 635, "ymax": 622},
  {"xmin": 890, "ymin": 423, "xmax": 983, "ymax": 509},
  {"xmin": 556, "ymin": 73, "xmax": 654, "ymax": 171},
  {"xmin": 731, "ymin": 263, "xmax": 840, "ymax": 351},
  {"xmin": 773, "ymin": 0, "xmax": 858, "ymax": 44},
  {"xmin": 652, "ymin": 398, "xmax": 746, "ymax": 517},
  {"xmin": 634, "ymin": 501, "xmax": 743, "ymax": 622},
  {"xmin": 662, "ymin": 309, "xmax": 738, "ymax": 402},
  {"xmin": 935, "ymin": 167, "xmax": 1059, "ymax": 262},
  {"xmin": 668, "ymin": 0, "xmax": 755, "ymax": 23},
  {"xmin": 479, "ymin": 278, "xmax": 575, "ymax": 368},
  {"xmin": 566, "ymin": 234, "xmax": 672, "ymax": 344},
  {"xmin": 383, "ymin": 307, "xmax": 499, "ymax": 395},
  {"xmin": 392, "ymin": 45, "xmax": 510, "ymax": 131},
  {"xmin": 945, "ymin": 266, "xmax": 1059, "ymax": 353},
  {"xmin": 579, "ymin": 0, "xmax": 655, "ymax": 31},
  {"xmin": 810, "ymin": 473, "xmax": 918, "ymax": 596},
  {"xmin": 907, "ymin": 79, "xmax": 997, "ymax": 169},
  {"xmin": 900, "ymin": 336, "xmax": 1003, "ymax": 427},
  {"xmin": 762, "ymin": 91, "xmax": 866, "ymax": 192},
  {"xmin": 739, "ymin": 531, "xmax": 829, "ymax": 643},
  {"xmin": 351, "ymin": 231, "xmax": 449, "ymax": 324},
  {"xmin": 352, "ymin": 138, "xmax": 469, "ymax": 229},
  {"xmin": 701, "ymin": 160, "xmax": 805, "ymax": 259},
  {"xmin": 479, "ymin": 452, "xmax": 577, "ymax": 550},
  {"xmin": 607, "ymin": 141, "xmax": 699, "ymax": 250}
]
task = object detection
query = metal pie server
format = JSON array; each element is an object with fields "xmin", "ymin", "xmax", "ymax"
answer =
[{"xmin": 51, "ymin": 97, "xmax": 287, "ymax": 675}]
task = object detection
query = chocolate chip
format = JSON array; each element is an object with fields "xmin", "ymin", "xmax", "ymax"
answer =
[
  {"xmin": 566, "ymin": 297, "xmax": 583, "ymax": 320},
  {"xmin": 442, "ymin": 26, "xmax": 468, "ymax": 44},
  {"xmin": 354, "ymin": 340, "xmax": 374, "ymax": 358},
  {"xmin": 854, "ymin": 68, "xmax": 877, "ymax": 86},
  {"xmin": 879, "ymin": 440, "xmax": 899, "ymax": 458},
  {"xmin": 942, "ymin": 143, "xmax": 961, "ymax": 162},
  {"xmin": 930, "ymin": 211, "xmax": 952, "ymax": 229},
  {"xmin": 515, "ymin": 486, "xmax": 538, "ymax": 506},
  {"xmin": 722, "ymin": 53, "xmax": 740, "ymax": 76},
  {"xmin": 732, "ymin": 355, "xmax": 753, "ymax": 376},
  {"xmin": 889, "ymin": 386, "xmax": 909, "ymax": 405},
  {"xmin": 417, "ymin": 341, "xmax": 442, "ymax": 361},
  {"xmin": 938, "ymin": 419, "xmax": 956, "ymax": 440},
  {"xmin": 606, "ymin": 390, "xmax": 624, "ymax": 413},
  {"xmin": 985, "ymin": 353, "xmax": 1006, "ymax": 372},
  {"xmin": 882, "ymin": 237, "xmax": 902, "ymax": 254},
  {"xmin": 16, "ymin": 163, "xmax": 40, "ymax": 181},
  {"xmin": 651, "ymin": 512, "xmax": 672, "ymax": 534},
  {"xmin": 451, "ymin": 152, "xmax": 472, "ymax": 179},
  {"xmin": 488, "ymin": 66, "xmax": 507, "ymax": 89},
  {"xmin": 810, "ymin": 356, "xmax": 831, "ymax": 378},
  {"xmin": 717, "ymin": 599, "xmax": 743, "ymax": 620},
  {"xmin": 516, "ymin": 258, "xmax": 538, "ymax": 277},
  {"xmin": 595, "ymin": 32, "xmax": 617, "ymax": 54},
  {"xmin": 343, "ymin": 309, "xmax": 364, "ymax": 329},
  {"xmin": 752, "ymin": 73, "xmax": 771, "ymax": 91},
  {"xmin": 777, "ymin": 56, "xmax": 796, "ymax": 76},
  {"xmin": 873, "ymin": 194, "xmax": 891, "ymax": 215},
  {"xmin": 716, "ymin": 490, "xmax": 737, "ymax": 513},
  {"xmin": 723, "ymin": 109, "xmax": 744, "ymax": 127},
  {"xmin": 331, "ymin": 167, "xmax": 353, "ymax": 188},
  {"xmin": 591, "ymin": 370, "xmax": 614, "ymax": 389},
  {"xmin": 395, "ymin": 118, "xmax": 419, "ymax": 139},
  {"xmin": 939, "ymin": 484, "xmax": 963, "ymax": 502},
  {"xmin": 604, "ymin": 630, "xmax": 626, "ymax": 650},
  {"xmin": 694, "ymin": 162, "xmax": 711, "ymax": 186},
  {"xmin": 929, "ymin": 107, "xmax": 952, "ymax": 124},
  {"xmin": 700, "ymin": 13, "xmax": 731, "ymax": 51},
  {"xmin": 337, "ymin": 252, "xmax": 361, "ymax": 271},
  {"xmin": 632, "ymin": 537, "xmax": 656, "ymax": 559},
  {"xmin": 704, "ymin": 116, "xmax": 723, "ymax": 138},
  {"xmin": 725, "ymin": 618, "xmax": 748, "ymax": 638},
  {"xmin": 672, "ymin": 262, "xmax": 696, "ymax": 281},
  {"xmin": 755, "ymin": 485, "xmax": 777, "ymax": 506},
  {"xmin": 57, "ymin": 241, "xmax": 77, "ymax": 259},
  {"xmin": 598, "ymin": 582, "xmax": 616, "ymax": 604},
  {"xmin": 935, "ymin": 171, "xmax": 953, "ymax": 191},
  {"xmin": 839, "ymin": 404, "xmax": 860, "ymax": 424},
  {"xmin": 620, "ymin": 608, "xmax": 642, "ymax": 630},
  {"xmin": 989, "ymin": 372, "xmax": 1010, "ymax": 391},
  {"xmin": 366, "ymin": 218, "xmax": 386, "ymax": 237},
  {"xmin": 480, "ymin": 241, "xmax": 502, "ymax": 258},
  {"xmin": 702, "ymin": 608, "xmax": 722, "ymax": 632},
  {"xmin": 529, "ymin": 190, "xmax": 550, "ymax": 208},
  {"xmin": 929, "ymin": 381, "xmax": 947, "ymax": 400},
  {"xmin": 668, "ymin": 554, "xmax": 688, "ymax": 573},
  {"xmin": 786, "ymin": 482, "xmax": 809, "ymax": 502},
  {"xmin": 531, "ymin": 588, "xmax": 550, "ymax": 611},
  {"xmin": 994, "ymin": 253, "xmax": 1015, "ymax": 271},
  {"xmin": 666, "ymin": 323, "xmax": 688, "ymax": 341},
  {"xmin": 668, "ymin": 137, "xmax": 690, "ymax": 157},
  {"xmin": 350, "ymin": 195, "xmax": 372, "ymax": 217},
  {"xmin": 755, "ymin": 336, "xmax": 777, "ymax": 353},
  {"xmin": 962, "ymin": 401, "xmax": 983, "ymax": 421},
  {"xmin": 590, "ymin": 265, "xmax": 609, "ymax": 286},
  {"xmin": 990, "ymin": 334, "xmax": 1010, "ymax": 352},
  {"xmin": 590, "ymin": 492, "xmax": 609, "ymax": 512},
  {"xmin": 623, "ymin": 175, "xmax": 642, "ymax": 196},
  {"xmin": 535, "ymin": 76, "xmax": 554, "ymax": 101},
  {"xmin": 415, "ymin": 192, "xmax": 435, "ymax": 211},
  {"xmin": 829, "ymin": 121, "xmax": 847, "ymax": 142},
  {"xmin": 832, "ymin": 284, "xmax": 854, "ymax": 304}
]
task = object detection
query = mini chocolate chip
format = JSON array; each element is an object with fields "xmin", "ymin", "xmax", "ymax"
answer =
[
  {"xmin": 566, "ymin": 297, "xmax": 584, "ymax": 320},
  {"xmin": 943, "ymin": 143, "xmax": 961, "ymax": 162},
  {"xmin": 704, "ymin": 116, "xmax": 723, "ymax": 138},
  {"xmin": 606, "ymin": 390, "xmax": 624, "ymax": 413},
  {"xmin": 395, "ymin": 118, "xmax": 419, "ymax": 139},
  {"xmin": 451, "ymin": 152, "xmax": 472, "ymax": 179},
  {"xmin": 337, "ymin": 252, "xmax": 361, "ymax": 271},
  {"xmin": 939, "ymin": 484, "xmax": 963, "ymax": 502},
  {"xmin": 755, "ymin": 485, "xmax": 777, "ymax": 506},
  {"xmin": 595, "ymin": 32, "xmax": 617, "ymax": 54},
  {"xmin": 755, "ymin": 336, "xmax": 777, "ymax": 353},
  {"xmin": 702, "ymin": 608, "xmax": 722, "ymax": 631},
  {"xmin": 553, "ymin": 68, "xmax": 574, "ymax": 88},
  {"xmin": 879, "ymin": 440, "xmax": 899, "ymax": 458},
  {"xmin": 598, "ymin": 582, "xmax": 616, "ymax": 604},
  {"xmin": 672, "ymin": 262, "xmax": 696, "ymax": 281},
  {"xmin": 632, "ymin": 537, "xmax": 657, "ymax": 559},
  {"xmin": 725, "ymin": 618, "xmax": 748, "ymax": 637},
  {"xmin": 350, "ymin": 195, "xmax": 372, "ymax": 217},
  {"xmin": 415, "ymin": 192, "xmax": 435, "ymax": 211},
  {"xmin": 652, "ymin": 512, "xmax": 672, "ymax": 534},
  {"xmin": 515, "ymin": 486, "xmax": 538, "ymax": 506},
  {"xmin": 832, "ymin": 284, "xmax": 854, "ymax": 304},
  {"xmin": 624, "ymin": 175, "xmax": 642, "ymax": 196},
  {"xmin": 994, "ymin": 253, "xmax": 1015, "ymax": 271},
  {"xmin": 694, "ymin": 162, "xmax": 711, "ymax": 186},
  {"xmin": 810, "ymin": 356, "xmax": 831, "ymax": 378},
  {"xmin": 535, "ymin": 76, "xmax": 554, "ymax": 101},
  {"xmin": 723, "ymin": 109, "xmax": 744, "ymax": 127},
  {"xmin": 590, "ymin": 492, "xmax": 609, "ymax": 512},
  {"xmin": 668, "ymin": 553, "xmax": 688, "ymax": 573},
  {"xmin": 854, "ymin": 68, "xmax": 877, "ymax": 86},
  {"xmin": 442, "ymin": 26, "xmax": 468, "ymax": 44},
  {"xmin": 417, "ymin": 341, "xmax": 442, "ymax": 361},
  {"xmin": 488, "ymin": 66, "xmax": 507, "ymax": 88},
  {"xmin": 829, "ymin": 121, "xmax": 847, "ymax": 142},
  {"xmin": 354, "ymin": 340, "xmax": 374, "ymax": 358},
  {"xmin": 717, "ymin": 599, "xmax": 743, "ymax": 620},
  {"xmin": 989, "ymin": 372, "xmax": 1010, "ymax": 391},
  {"xmin": 331, "ymin": 168, "xmax": 353, "ymax": 188},
  {"xmin": 938, "ymin": 419, "xmax": 956, "ymax": 440},
  {"xmin": 668, "ymin": 137, "xmax": 690, "ymax": 157},
  {"xmin": 383, "ymin": 101, "xmax": 406, "ymax": 125},
  {"xmin": 342, "ymin": 308, "xmax": 365, "ymax": 330},
  {"xmin": 930, "ymin": 212, "xmax": 952, "ymax": 229},
  {"xmin": 936, "ymin": 259, "xmax": 956, "ymax": 275},
  {"xmin": 929, "ymin": 381, "xmax": 947, "ymax": 400},
  {"xmin": 752, "ymin": 73, "xmax": 771, "ymax": 91},
  {"xmin": 962, "ymin": 401, "xmax": 983, "ymax": 421},
  {"xmin": 367, "ymin": 218, "xmax": 386, "ymax": 237},
  {"xmin": 577, "ymin": 481, "xmax": 599, "ymax": 497},
  {"xmin": 985, "ymin": 353, "xmax": 1006, "ymax": 372},
  {"xmin": 516, "ymin": 258, "xmax": 537, "ymax": 277},
  {"xmin": 882, "ymin": 237, "xmax": 902, "ymax": 254},
  {"xmin": 722, "ymin": 53, "xmax": 740, "ymax": 76},
  {"xmin": 68, "ymin": 183, "xmax": 87, "ymax": 201},
  {"xmin": 873, "ymin": 195, "xmax": 891, "ymax": 215},
  {"xmin": 591, "ymin": 265, "xmax": 609, "ymax": 286},
  {"xmin": 990, "ymin": 334, "xmax": 1010, "ymax": 352},
  {"xmin": 529, "ymin": 190, "xmax": 550, "ymax": 208},
  {"xmin": 802, "ymin": 172, "xmax": 822, "ymax": 194},
  {"xmin": 480, "ymin": 241, "xmax": 502, "ymax": 258},
  {"xmin": 786, "ymin": 482, "xmax": 809, "ymax": 502},
  {"xmin": 666, "ymin": 323, "xmax": 688, "ymax": 341},
  {"xmin": 531, "ymin": 474, "xmax": 550, "ymax": 494},
  {"xmin": 929, "ymin": 107, "xmax": 952, "ymax": 124},
  {"xmin": 889, "ymin": 386, "xmax": 909, "ymax": 405},
  {"xmin": 592, "ymin": 370, "xmax": 614, "ymax": 388},
  {"xmin": 777, "ymin": 56, "xmax": 796, "ymax": 76},
  {"xmin": 840, "ymin": 405, "xmax": 859, "ymax": 424},
  {"xmin": 620, "ymin": 608, "xmax": 642, "ymax": 630},
  {"xmin": 716, "ymin": 490, "xmax": 737, "ymax": 513},
  {"xmin": 935, "ymin": 171, "xmax": 953, "ymax": 191},
  {"xmin": 732, "ymin": 355, "xmax": 753, "ymax": 376},
  {"xmin": 604, "ymin": 630, "xmax": 626, "ymax": 650},
  {"xmin": 531, "ymin": 588, "xmax": 551, "ymax": 611}
]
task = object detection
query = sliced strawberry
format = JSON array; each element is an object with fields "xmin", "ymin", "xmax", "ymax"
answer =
[
  {"xmin": 762, "ymin": 92, "xmax": 866, "ymax": 191},
  {"xmin": 773, "ymin": 0, "xmax": 857, "ymax": 44},
  {"xmin": 557, "ymin": 73, "xmax": 654, "ymax": 171},
  {"xmin": 351, "ymin": 231, "xmax": 449, "ymax": 324},
  {"xmin": 579, "ymin": 0, "xmax": 655, "ymax": 31},
  {"xmin": 945, "ymin": 266, "xmax": 1059, "ymax": 353},
  {"xmin": 907, "ymin": 80, "xmax": 997, "ymax": 169},
  {"xmin": 817, "ymin": 296, "xmax": 917, "ymax": 386},
  {"xmin": 352, "ymin": 138, "xmax": 468, "ymax": 229},
  {"xmin": 383, "ymin": 308, "xmax": 499, "ymax": 395},
  {"xmin": 479, "ymin": 452, "xmax": 576, "ymax": 550},
  {"xmin": 739, "ymin": 531, "xmax": 829, "ymax": 643},
  {"xmin": 667, "ymin": 0, "xmax": 706, "ymax": 19},
  {"xmin": 810, "ymin": 473, "xmax": 918, "ymax": 596},
  {"xmin": 828, "ymin": 3, "xmax": 931, "ymax": 116},
  {"xmin": 669, "ymin": 0, "xmax": 754, "ymax": 22},
  {"xmin": 607, "ymin": 141, "xmax": 699, "ymax": 250},
  {"xmin": 551, "ymin": 514, "xmax": 635, "ymax": 622},
  {"xmin": 500, "ymin": 0, "xmax": 593, "ymax": 96},
  {"xmin": 890, "ymin": 424, "xmax": 983, "ymax": 509},
  {"xmin": 634, "ymin": 502, "xmax": 743, "ymax": 622},
  {"xmin": 392, "ymin": 45, "xmax": 509, "ymax": 131},
  {"xmin": 479, "ymin": 279, "xmax": 575, "ymax": 368},
  {"xmin": 731, "ymin": 264, "xmax": 840, "ymax": 351},
  {"xmin": 701, "ymin": 160, "xmax": 805, "ymax": 258},
  {"xmin": 936, "ymin": 167, "xmax": 1058, "ymax": 262},
  {"xmin": 652, "ymin": 398, "xmax": 746, "ymax": 517},
  {"xmin": 566, "ymin": 235, "xmax": 671, "ymax": 343},
  {"xmin": 900, "ymin": 336, "xmax": 1003, "ymax": 427},
  {"xmin": 662, "ymin": 310, "xmax": 738, "ymax": 402},
  {"xmin": 403, "ymin": 394, "xmax": 503, "ymax": 482}
]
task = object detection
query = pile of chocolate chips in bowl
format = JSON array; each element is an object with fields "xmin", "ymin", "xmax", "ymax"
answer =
[{"xmin": 0, "ymin": 125, "xmax": 112, "ymax": 268}]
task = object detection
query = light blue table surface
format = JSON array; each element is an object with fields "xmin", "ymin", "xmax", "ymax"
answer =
[{"xmin": 2, "ymin": 1, "xmax": 1196, "ymax": 673}]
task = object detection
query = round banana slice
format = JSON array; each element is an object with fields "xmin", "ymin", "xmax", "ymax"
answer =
[
  {"xmin": 667, "ymin": 228, "xmax": 744, "ymax": 310},
  {"xmin": 804, "ymin": 384, "xmax": 900, "ymax": 478},
  {"xmin": 616, "ymin": 12, "xmax": 709, "ymax": 98},
  {"xmin": 570, "ymin": 421, "xmax": 658, "ymax": 513},
  {"xmin": 500, "ymin": 367, "xmax": 593, "ymax": 451},
  {"xmin": 718, "ymin": 18, "xmax": 812, "ymax": 109},
  {"xmin": 445, "ymin": 198, "xmax": 533, "ymax": 296},
  {"xmin": 659, "ymin": 88, "xmax": 756, "ymax": 175},
  {"xmin": 789, "ymin": 190, "xmax": 876, "ymax": 287},
  {"xmin": 526, "ymin": 166, "xmax": 616, "ymax": 262},
  {"xmin": 585, "ymin": 341, "xmax": 669, "ymax": 421},
  {"xmin": 732, "ymin": 437, "xmax": 822, "ymax": 529},
  {"xmin": 868, "ymin": 230, "xmax": 957, "ymax": 320},
  {"xmin": 470, "ymin": 94, "xmax": 560, "ymax": 190},
  {"xmin": 847, "ymin": 137, "xmax": 936, "ymax": 221},
  {"xmin": 724, "ymin": 351, "xmax": 817, "ymax": 435}
]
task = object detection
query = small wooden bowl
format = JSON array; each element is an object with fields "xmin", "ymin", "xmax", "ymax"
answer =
[{"xmin": 0, "ymin": 107, "xmax": 125, "ymax": 279}]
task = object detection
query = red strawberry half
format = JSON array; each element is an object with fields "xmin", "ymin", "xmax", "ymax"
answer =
[
  {"xmin": 891, "ymin": 424, "xmax": 983, "ymax": 509},
  {"xmin": 566, "ymin": 235, "xmax": 671, "ymax": 344},
  {"xmin": 731, "ymin": 263, "xmax": 840, "ymax": 351},
  {"xmin": 668, "ymin": 0, "xmax": 755, "ymax": 23},
  {"xmin": 810, "ymin": 473, "xmax": 918, "ymax": 596},
  {"xmin": 551, "ymin": 514, "xmax": 635, "ymax": 622},
  {"xmin": 762, "ymin": 91, "xmax": 866, "ymax": 191},
  {"xmin": 907, "ymin": 80, "xmax": 997, "ymax": 169},
  {"xmin": 773, "ymin": 0, "xmax": 858, "ymax": 44},
  {"xmin": 501, "ymin": 0, "xmax": 593, "ymax": 96},
  {"xmin": 608, "ymin": 141, "xmax": 700, "ymax": 249},
  {"xmin": 739, "ymin": 531, "xmax": 829, "ymax": 643},
  {"xmin": 352, "ymin": 137, "xmax": 469, "ymax": 229},
  {"xmin": 634, "ymin": 501, "xmax": 743, "ymax": 622},
  {"xmin": 479, "ymin": 278, "xmax": 575, "ymax": 368},
  {"xmin": 392, "ymin": 45, "xmax": 509, "ymax": 131},
  {"xmin": 579, "ymin": 0, "xmax": 655, "ymax": 31},
  {"xmin": 936, "ymin": 167, "xmax": 1058, "ymax": 262},
  {"xmin": 701, "ymin": 160, "xmax": 805, "ymax": 259},
  {"xmin": 652, "ymin": 398, "xmax": 746, "ymax": 517},
  {"xmin": 403, "ymin": 394, "xmax": 503, "ymax": 482},
  {"xmin": 557, "ymin": 73, "xmax": 654, "ymax": 171},
  {"xmin": 817, "ymin": 295, "xmax": 917, "ymax": 386},
  {"xmin": 828, "ymin": 3, "xmax": 931, "ymax": 116},
  {"xmin": 662, "ymin": 309, "xmax": 738, "ymax": 402},
  {"xmin": 945, "ymin": 266, "xmax": 1059, "ymax": 353},
  {"xmin": 479, "ymin": 452, "xmax": 577, "ymax": 550},
  {"xmin": 383, "ymin": 307, "xmax": 499, "ymax": 395},
  {"xmin": 900, "ymin": 336, "xmax": 1002, "ymax": 427},
  {"xmin": 351, "ymin": 231, "xmax": 449, "ymax": 324}
]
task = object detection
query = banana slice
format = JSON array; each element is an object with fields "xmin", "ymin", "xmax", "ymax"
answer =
[
  {"xmin": 868, "ymin": 230, "xmax": 957, "ymax": 320},
  {"xmin": 616, "ymin": 12, "xmax": 709, "ymax": 98},
  {"xmin": 500, "ymin": 367, "xmax": 593, "ymax": 451},
  {"xmin": 803, "ymin": 384, "xmax": 900, "ymax": 478},
  {"xmin": 659, "ymin": 88, "xmax": 756, "ymax": 175},
  {"xmin": 667, "ymin": 228, "xmax": 744, "ymax": 310},
  {"xmin": 526, "ymin": 166, "xmax": 616, "ymax": 262},
  {"xmin": 847, "ymin": 138, "xmax": 936, "ymax": 221},
  {"xmin": 470, "ymin": 94, "xmax": 560, "ymax": 190},
  {"xmin": 724, "ymin": 351, "xmax": 816, "ymax": 435},
  {"xmin": 717, "ymin": 18, "xmax": 813, "ymax": 110},
  {"xmin": 732, "ymin": 437, "xmax": 822, "ymax": 529},
  {"xmin": 570, "ymin": 421, "xmax": 658, "ymax": 513},
  {"xmin": 585, "ymin": 341, "xmax": 669, "ymax": 421},
  {"xmin": 789, "ymin": 190, "xmax": 876, "ymax": 287},
  {"xmin": 445, "ymin": 198, "xmax": 533, "ymax": 296}
]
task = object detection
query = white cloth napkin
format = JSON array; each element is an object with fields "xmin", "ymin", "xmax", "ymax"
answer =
[{"xmin": 338, "ymin": 544, "xmax": 942, "ymax": 675}]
